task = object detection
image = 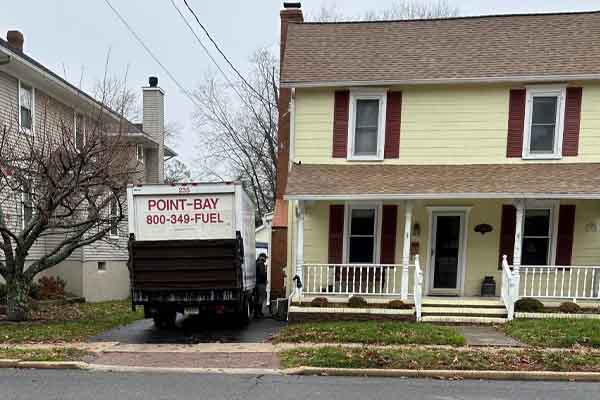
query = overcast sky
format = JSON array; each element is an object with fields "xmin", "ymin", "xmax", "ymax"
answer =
[{"xmin": 1, "ymin": 0, "xmax": 599, "ymax": 172}]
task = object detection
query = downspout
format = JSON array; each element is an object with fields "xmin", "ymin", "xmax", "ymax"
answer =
[{"xmin": 288, "ymin": 88, "xmax": 296, "ymax": 166}]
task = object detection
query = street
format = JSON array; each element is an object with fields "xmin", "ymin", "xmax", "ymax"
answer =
[{"xmin": 1, "ymin": 370, "xmax": 598, "ymax": 400}]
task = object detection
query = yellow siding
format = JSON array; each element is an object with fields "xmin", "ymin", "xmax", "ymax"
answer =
[
  {"xmin": 287, "ymin": 199, "xmax": 600, "ymax": 297},
  {"xmin": 293, "ymin": 83, "xmax": 600, "ymax": 165}
]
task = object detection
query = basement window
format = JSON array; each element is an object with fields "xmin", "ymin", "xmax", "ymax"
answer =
[{"xmin": 97, "ymin": 262, "xmax": 107, "ymax": 272}]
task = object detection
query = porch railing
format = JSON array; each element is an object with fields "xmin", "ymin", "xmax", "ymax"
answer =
[
  {"xmin": 301, "ymin": 260, "xmax": 418, "ymax": 298},
  {"xmin": 519, "ymin": 265, "xmax": 600, "ymax": 301},
  {"xmin": 501, "ymin": 254, "xmax": 600, "ymax": 320}
]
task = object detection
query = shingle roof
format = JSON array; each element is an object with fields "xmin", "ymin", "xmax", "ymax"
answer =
[
  {"xmin": 285, "ymin": 163, "xmax": 600, "ymax": 199},
  {"xmin": 281, "ymin": 11, "xmax": 600, "ymax": 86}
]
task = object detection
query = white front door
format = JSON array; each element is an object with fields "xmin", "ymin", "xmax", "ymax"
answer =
[{"xmin": 428, "ymin": 212, "xmax": 466, "ymax": 295}]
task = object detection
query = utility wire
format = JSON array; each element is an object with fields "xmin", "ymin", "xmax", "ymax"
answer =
[
  {"xmin": 102, "ymin": 0, "xmax": 200, "ymax": 108},
  {"xmin": 180, "ymin": 0, "xmax": 271, "ymax": 103}
]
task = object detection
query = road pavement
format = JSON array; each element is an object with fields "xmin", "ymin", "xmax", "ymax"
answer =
[{"xmin": 1, "ymin": 369, "xmax": 599, "ymax": 400}]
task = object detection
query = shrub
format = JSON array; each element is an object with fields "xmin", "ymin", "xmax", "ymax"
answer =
[
  {"xmin": 558, "ymin": 301, "xmax": 581, "ymax": 314},
  {"xmin": 37, "ymin": 276, "xmax": 66, "ymax": 300},
  {"xmin": 0, "ymin": 283, "xmax": 6, "ymax": 304},
  {"xmin": 29, "ymin": 283, "xmax": 41, "ymax": 300},
  {"xmin": 515, "ymin": 297, "xmax": 544, "ymax": 313},
  {"xmin": 387, "ymin": 299, "xmax": 410, "ymax": 309},
  {"xmin": 310, "ymin": 297, "xmax": 329, "ymax": 308},
  {"xmin": 347, "ymin": 296, "xmax": 368, "ymax": 308}
]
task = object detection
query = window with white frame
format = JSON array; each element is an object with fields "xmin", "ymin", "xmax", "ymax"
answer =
[
  {"xmin": 348, "ymin": 91, "xmax": 386, "ymax": 160},
  {"xmin": 109, "ymin": 196, "xmax": 119, "ymax": 238},
  {"xmin": 19, "ymin": 82, "xmax": 34, "ymax": 132},
  {"xmin": 521, "ymin": 208, "xmax": 555, "ymax": 265},
  {"xmin": 21, "ymin": 179, "xmax": 34, "ymax": 229},
  {"xmin": 136, "ymin": 144, "xmax": 144, "ymax": 163},
  {"xmin": 74, "ymin": 113, "xmax": 85, "ymax": 151},
  {"xmin": 523, "ymin": 85, "xmax": 566, "ymax": 159},
  {"xmin": 347, "ymin": 206, "xmax": 378, "ymax": 263}
]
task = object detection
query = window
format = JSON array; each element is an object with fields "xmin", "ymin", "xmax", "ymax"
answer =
[
  {"xmin": 109, "ymin": 196, "xmax": 119, "ymax": 238},
  {"xmin": 21, "ymin": 179, "xmax": 34, "ymax": 229},
  {"xmin": 19, "ymin": 82, "xmax": 34, "ymax": 132},
  {"xmin": 347, "ymin": 206, "xmax": 378, "ymax": 263},
  {"xmin": 521, "ymin": 208, "xmax": 555, "ymax": 265},
  {"xmin": 523, "ymin": 85, "xmax": 566, "ymax": 159},
  {"xmin": 97, "ymin": 262, "xmax": 107, "ymax": 272},
  {"xmin": 136, "ymin": 144, "xmax": 144, "ymax": 163},
  {"xmin": 74, "ymin": 113, "xmax": 85, "ymax": 151},
  {"xmin": 348, "ymin": 91, "xmax": 386, "ymax": 160}
]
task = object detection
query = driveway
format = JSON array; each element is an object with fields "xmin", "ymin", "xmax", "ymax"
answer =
[{"xmin": 89, "ymin": 315, "xmax": 287, "ymax": 344}]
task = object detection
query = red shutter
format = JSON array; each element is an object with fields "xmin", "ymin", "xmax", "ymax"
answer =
[
  {"xmin": 380, "ymin": 205, "xmax": 398, "ymax": 264},
  {"xmin": 562, "ymin": 87, "xmax": 582, "ymax": 157},
  {"xmin": 384, "ymin": 92, "xmax": 402, "ymax": 159},
  {"xmin": 332, "ymin": 90, "xmax": 349, "ymax": 158},
  {"xmin": 506, "ymin": 89, "xmax": 526, "ymax": 158},
  {"xmin": 498, "ymin": 205, "xmax": 516, "ymax": 268},
  {"xmin": 555, "ymin": 205, "xmax": 576, "ymax": 265},
  {"xmin": 328, "ymin": 205, "xmax": 345, "ymax": 264}
]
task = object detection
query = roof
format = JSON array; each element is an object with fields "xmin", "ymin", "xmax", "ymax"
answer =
[
  {"xmin": 284, "ymin": 163, "xmax": 600, "ymax": 199},
  {"xmin": 281, "ymin": 11, "xmax": 600, "ymax": 87},
  {"xmin": 0, "ymin": 37, "xmax": 176, "ymax": 158}
]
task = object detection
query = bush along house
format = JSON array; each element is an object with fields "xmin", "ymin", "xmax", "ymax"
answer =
[
  {"xmin": 0, "ymin": 31, "xmax": 176, "ymax": 302},
  {"xmin": 274, "ymin": 3, "xmax": 600, "ymax": 322}
]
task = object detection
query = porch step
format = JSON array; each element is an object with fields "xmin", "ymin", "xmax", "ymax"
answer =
[
  {"xmin": 421, "ymin": 315, "xmax": 508, "ymax": 324},
  {"xmin": 422, "ymin": 297, "xmax": 504, "ymax": 308},
  {"xmin": 422, "ymin": 306, "xmax": 507, "ymax": 317}
]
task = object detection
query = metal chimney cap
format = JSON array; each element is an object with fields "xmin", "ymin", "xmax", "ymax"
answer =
[
  {"xmin": 148, "ymin": 76, "xmax": 158, "ymax": 87},
  {"xmin": 283, "ymin": 2, "xmax": 301, "ymax": 9}
]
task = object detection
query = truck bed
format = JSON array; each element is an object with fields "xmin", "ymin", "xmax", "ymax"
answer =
[{"xmin": 129, "ymin": 239, "xmax": 242, "ymax": 291}]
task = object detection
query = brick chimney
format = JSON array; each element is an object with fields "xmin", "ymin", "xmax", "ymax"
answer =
[
  {"xmin": 6, "ymin": 30, "xmax": 24, "ymax": 52},
  {"xmin": 276, "ymin": 2, "xmax": 303, "ymax": 201},
  {"xmin": 142, "ymin": 76, "xmax": 165, "ymax": 183}
]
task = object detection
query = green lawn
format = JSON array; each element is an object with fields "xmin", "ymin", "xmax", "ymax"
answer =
[
  {"xmin": 504, "ymin": 319, "xmax": 600, "ymax": 348},
  {"xmin": 0, "ymin": 300, "xmax": 143, "ymax": 343},
  {"xmin": 274, "ymin": 321, "xmax": 465, "ymax": 346},
  {"xmin": 0, "ymin": 348, "xmax": 92, "ymax": 362},
  {"xmin": 280, "ymin": 347, "xmax": 600, "ymax": 372}
]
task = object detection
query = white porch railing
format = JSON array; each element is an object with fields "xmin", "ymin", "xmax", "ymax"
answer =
[
  {"xmin": 301, "ymin": 256, "xmax": 422, "ymax": 300},
  {"xmin": 501, "ymin": 254, "xmax": 600, "ymax": 320}
]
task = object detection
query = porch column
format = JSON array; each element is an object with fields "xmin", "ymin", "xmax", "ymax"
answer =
[
  {"xmin": 401, "ymin": 201, "xmax": 413, "ymax": 300},
  {"xmin": 295, "ymin": 201, "xmax": 305, "ymax": 294},
  {"xmin": 512, "ymin": 199, "xmax": 525, "ymax": 293}
]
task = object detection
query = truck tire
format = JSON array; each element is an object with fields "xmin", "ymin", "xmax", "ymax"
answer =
[
  {"xmin": 153, "ymin": 311, "xmax": 176, "ymax": 330},
  {"xmin": 238, "ymin": 295, "xmax": 251, "ymax": 325}
]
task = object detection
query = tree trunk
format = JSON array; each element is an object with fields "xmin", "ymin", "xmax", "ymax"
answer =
[{"xmin": 6, "ymin": 277, "xmax": 30, "ymax": 322}]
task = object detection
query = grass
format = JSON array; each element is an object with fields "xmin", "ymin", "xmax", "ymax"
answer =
[
  {"xmin": 504, "ymin": 319, "xmax": 600, "ymax": 348},
  {"xmin": 0, "ymin": 348, "xmax": 92, "ymax": 362},
  {"xmin": 280, "ymin": 347, "xmax": 600, "ymax": 372},
  {"xmin": 273, "ymin": 321, "xmax": 465, "ymax": 346},
  {"xmin": 0, "ymin": 300, "xmax": 143, "ymax": 343}
]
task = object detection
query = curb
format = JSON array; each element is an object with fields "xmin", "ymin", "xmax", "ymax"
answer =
[
  {"xmin": 289, "ymin": 367, "xmax": 600, "ymax": 381},
  {"xmin": 87, "ymin": 364, "xmax": 284, "ymax": 375},
  {"xmin": 2, "ymin": 360, "xmax": 88, "ymax": 370}
]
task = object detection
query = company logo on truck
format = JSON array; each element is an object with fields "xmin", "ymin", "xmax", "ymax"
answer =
[{"xmin": 146, "ymin": 198, "xmax": 224, "ymax": 225}]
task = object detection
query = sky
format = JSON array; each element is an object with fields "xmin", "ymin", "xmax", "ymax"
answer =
[{"xmin": 1, "ymin": 0, "xmax": 599, "ymax": 173}]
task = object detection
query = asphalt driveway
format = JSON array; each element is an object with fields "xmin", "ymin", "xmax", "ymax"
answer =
[{"xmin": 89, "ymin": 314, "xmax": 286, "ymax": 344}]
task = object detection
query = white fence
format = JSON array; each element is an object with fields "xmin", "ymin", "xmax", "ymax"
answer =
[{"xmin": 502, "ymin": 255, "xmax": 600, "ymax": 320}]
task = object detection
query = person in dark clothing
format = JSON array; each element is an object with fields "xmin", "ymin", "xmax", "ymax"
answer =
[{"xmin": 254, "ymin": 253, "xmax": 268, "ymax": 317}]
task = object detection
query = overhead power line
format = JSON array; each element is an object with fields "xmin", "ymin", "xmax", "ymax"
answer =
[
  {"xmin": 102, "ymin": 0, "xmax": 200, "ymax": 108},
  {"xmin": 179, "ymin": 0, "xmax": 271, "ymax": 103}
]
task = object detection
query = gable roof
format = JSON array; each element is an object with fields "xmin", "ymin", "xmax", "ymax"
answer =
[
  {"xmin": 285, "ymin": 163, "xmax": 600, "ymax": 199},
  {"xmin": 281, "ymin": 11, "xmax": 600, "ymax": 87}
]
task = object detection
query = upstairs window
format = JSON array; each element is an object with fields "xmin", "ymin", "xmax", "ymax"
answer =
[
  {"xmin": 21, "ymin": 179, "xmax": 34, "ymax": 229},
  {"xmin": 19, "ymin": 82, "xmax": 34, "ymax": 132},
  {"xmin": 348, "ymin": 91, "xmax": 386, "ymax": 160},
  {"xmin": 74, "ymin": 113, "xmax": 85, "ymax": 151},
  {"xmin": 136, "ymin": 144, "xmax": 144, "ymax": 163},
  {"xmin": 109, "ymin": 196, "xmax": 119, "ymax": 238},
  {"xmin": 523, "ymin": 86, "xmax": 565, "ymax": 159}
]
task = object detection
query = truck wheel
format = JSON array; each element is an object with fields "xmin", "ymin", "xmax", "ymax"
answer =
[
  {"xmin": 238, "ymin": 296, "xmax": 251, "ymax": 325},
  {"xmin": 153, "ymin": 311, "xmax": 176, "ymax": 330}
]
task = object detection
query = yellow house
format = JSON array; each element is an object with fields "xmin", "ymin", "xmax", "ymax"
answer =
[{"xmin": 274, "ymin": 4, "xmax": 600, "ymax": 321}]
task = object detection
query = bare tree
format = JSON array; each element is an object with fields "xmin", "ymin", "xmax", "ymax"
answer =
[
  {"xmin": 193, "ymin": 48, "xmax": 278, "ymax": 219},
  {"xmin": 0, "ymin": 83, "xmax": 140, "ymax": 321},
  {"xmin": 165, "ymin": 159, "xmax": 192, "ymax": 184},
  {"xmin": 309, "ymin": 0, "xmax": 459, "ymax": 22}
]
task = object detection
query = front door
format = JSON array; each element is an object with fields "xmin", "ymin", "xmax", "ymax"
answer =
[{"xmin": 429, "ymin": 213, "xmax": 465, "ymax": 295}]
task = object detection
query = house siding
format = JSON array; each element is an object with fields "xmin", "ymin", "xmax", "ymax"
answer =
[{"xmin": 293, "ymin": 83, "xmax": 600, "ymax": 165}]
